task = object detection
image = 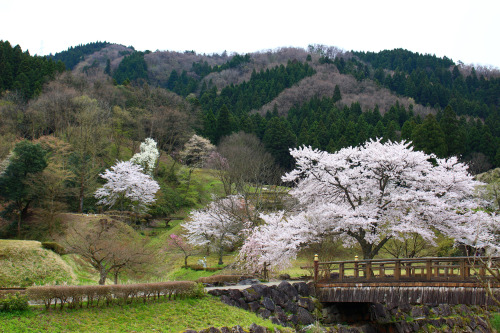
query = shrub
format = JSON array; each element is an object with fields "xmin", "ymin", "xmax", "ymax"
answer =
[
  {"xmin": 196, "ymin": 275, "xmax": 253, "ymax": 285},
  {"xmin": 41, "ymin": 242, "xmax": 66, "ymax": 255},
  {"xmin": 27, "ymin": 281, "xmax": 199, "ymax": 310},
  {"xmin": 0, "ymin": 292, "xmax": 29, "ymax": 312}
]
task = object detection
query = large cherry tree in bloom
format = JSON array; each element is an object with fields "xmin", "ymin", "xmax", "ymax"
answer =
[
  {"xmin": 240, "ymin": 139, "xmax": 498, "ymax": 270},
  {"xmin": 95, "ymin": 161, "xmax": 160, "ymax": 213},
  {"xmin": 183, "ymin": 195, "xmax": 251, "ymax": 265}
]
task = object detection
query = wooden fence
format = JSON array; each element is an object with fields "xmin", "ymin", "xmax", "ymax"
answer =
[{"xmin": 311, "ymin": 256, "xmax": 500, "ymax": 283}]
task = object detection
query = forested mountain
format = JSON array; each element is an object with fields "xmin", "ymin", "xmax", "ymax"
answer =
[
  {"xmin": 49, "ymin": 41, "xmax": 111, "ymax": 70},
  {"xmin": 1, "ymin": 41, "xmax": 500, "ymax": 177},
  {"xmin": 0, "ymin": 41, "xmax": 65, "ymax": 99}
]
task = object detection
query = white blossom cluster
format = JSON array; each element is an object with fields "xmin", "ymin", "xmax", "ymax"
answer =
[
  {"xmin": 183, "ymin": 195, "xmax": 250, "ymax": 253},
  {"xmin": 240, "ymin": 139, "xmax": 499, "ymax": 270},
  {"xmin": 130, "ymin": 138, "xmax": 159, "ymax": 175},
  {"xmin": 94, "ymin": 160, "xmax": 160, "ymax": 213}
]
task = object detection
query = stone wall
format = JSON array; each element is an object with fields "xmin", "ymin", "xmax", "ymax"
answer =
[
  {"xmin": 208, "ymin": 281, "xmax": 318, "ymax": 329},
  {"xmin": 207, "ymin": 281, "xmax": 496, "ymax": 333},
  {"xmin": 323, "ymin": 302, "xmax": 494, "ymax": 332}
]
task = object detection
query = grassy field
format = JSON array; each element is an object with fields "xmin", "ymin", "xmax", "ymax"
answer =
[{"xmin": 0, "ymin": 297, "xmax": 290, "ymax": 333}]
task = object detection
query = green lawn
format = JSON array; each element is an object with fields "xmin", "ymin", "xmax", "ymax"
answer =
[{"xmin": 0, "ymin": 297, "xmax": 289, "ymax": 333}]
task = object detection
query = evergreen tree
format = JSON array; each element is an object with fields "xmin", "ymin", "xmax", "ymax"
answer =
[{"xmin": 412, "ymin": 114, "xmax": 447, "ymax": 157}]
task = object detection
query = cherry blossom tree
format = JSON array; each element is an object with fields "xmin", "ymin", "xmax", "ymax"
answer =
[
  {"xmin": 130, "ymin": 138, "xmax": 159, "ymax": 175},
  {"xmin": 240, "ymin": 139, "xmax": 497, "ymax": 269},
  {"xmin": 166, "ymin": 234, "xmax": 195, "ymax": 267},
  {"xmin": 183, "ymin": 195, "xmax": 251, "ymax": 265},
  {"xmin": 94, "ymin": 160, "xmax": 160, "ymax": 213}
]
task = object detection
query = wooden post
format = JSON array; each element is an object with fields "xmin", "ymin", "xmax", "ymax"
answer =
[
  {"xmin": 460, "ymin": 258, "xmax": 466, "ymax": 280},
  {"xmin": 426, "ymin": 259, "xmax": 432, "ymax": 280},
  {"xmin": 354, "ymin": 259, "xmax": 359, "ymax": 278},
  {"xmin": 380, "ymin": 263, "xmax": 385, "ymax": 278},
  {"xmin": 339, "ymin": 262, "xmax": 344, "ymax": 281},
  {"xmin": 395, "ymin": 260, "xmax": 401, "ymax": 280},
  {"xmin": 314, "ymin": 254, "xmax": 319, "ymax": 284}
]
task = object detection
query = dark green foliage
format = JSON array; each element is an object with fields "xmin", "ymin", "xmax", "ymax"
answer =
[
  {"xmin": 0, "ymin": 293, "xmax": 29, "ymax": 312},
  {"xmin": 49, "ymin": 41, "xmax": 110, "ymax": 70},
  {"xmin": 41, "ymin": 242, "xmax": 66, "ymax": 255},
  {"xmin": 199, "ymin": 60, "xmax": 315, "ymax": 117},
  {"xmin": 0, "ymin": 141, "xmax": 48, "ymax": 235},
  {"xmin": 0, "ymin": 40, "xmax": 65, "ymax": 99},
  {"xmin": 113, "ymin": 51, "xmax": 149, "ymax": 85},
  {"xmin": 263, "ymin": 117, "xmax": 297, "ymax": 169},
  {"xmin": 352, "ymin": 48, "xmax": 500, "ymax": 118}
]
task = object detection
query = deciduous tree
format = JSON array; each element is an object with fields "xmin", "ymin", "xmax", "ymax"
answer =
[
  {"xmin": 240, "ymin": 140, "xmax": 494, "ymax": 270},
  {"xmin": 94, "ymin": 161, "xmax": 160, "ymax": 213},
  {"xmin": 130, "ymin": 138, "xmax": 159, "ymax": 175},
  {"xmin": 65, "ymin": 218, "xmax": 153, "ymax": 285},
  {"xmin": 183, "ymin": 195, "xmax": 251, "ymax": 265}
]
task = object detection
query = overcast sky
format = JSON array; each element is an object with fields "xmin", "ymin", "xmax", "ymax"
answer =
[{"xmin": 1, "ymin": 0, "xmax": 499, "ymax": 68}]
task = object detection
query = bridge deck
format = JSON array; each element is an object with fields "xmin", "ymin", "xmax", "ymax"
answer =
[{"xmin": 309, "ymin": 256, "xmax": 500, "ymax": 305}]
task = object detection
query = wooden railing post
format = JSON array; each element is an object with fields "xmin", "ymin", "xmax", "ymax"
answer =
[
  {"xmin": 354, "ymin": 256, "xmax": 359, "ymax": 278},
  {"xmin": 339, "ymin": 263, "xmax": 344, "ymax": 281},
  {"xmin": 314, "ymin": 254, "xmax": 319, "ymax": 283},
  {"xmin": 460, "ymin": 258, "xmax": 466, "ymax": 280},
  {"xmin": 380, "ymin": 263, "xmax": 385, "ymax": 278},
  {"xmin": 395, "ymin": 260, "xmax": 401, "ymax": 280},
  {"xmin": 426, "ymin": 259, "xmax": 432, "ymax": 280}
]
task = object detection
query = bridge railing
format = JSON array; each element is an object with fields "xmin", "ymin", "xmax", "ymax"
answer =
[{"xmin": 310, "ymin": 256, "xmax": 500, "ymax": 283}]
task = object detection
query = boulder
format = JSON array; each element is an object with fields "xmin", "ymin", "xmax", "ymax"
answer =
[
  {"xmin": 369, "ymin": 303, "xmax": 391, "ymax": 324},
  {"xmin": 297, "ymin": 297, "xmax": 315, "ymax": 312},
  {"xmin": 242, "ymin": 288, "xmax": 261, "ymax": 302},
  {"xmin": 249, "ymin": 323, "xmax": 267, "ymax": 333},
  {"xmin": 231, "ymin": 326, "xmax": 245, "ymax": 333},
  {"xmin": 283, "ymin": 300, "xmax": 299, "ymax": 314},
  {"xmin": 261, "ymin": 297, "xmax": 276, "ymax": 311},
  {"xmin": 258, "ymin": 308, "xmax": 272, "ymax": 319},
  {"xmin": 277, "ymin": 281, "xmax": 299, "ymax": 300},
  {"xmin": 248, "ymin": 301, "xmax": 261, "ymax": 313},
  {"xmin": 269, "ymin": 288, "xmax": 288, "ymax": 307},
  {"xmin": 294, "ymin": 282, "xmax": 310, "ymax": 297},
  {"xmin": 297, "ymin": 307, "xmax": 315, "ymax": 325}
]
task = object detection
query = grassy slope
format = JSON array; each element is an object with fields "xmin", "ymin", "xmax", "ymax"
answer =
[
  {"xmin": 0, "ymin": 240, "xmax": 75, "ymax": 287},
  {"xmin": 0, "ymin": 297, "xmax": 290, "ymax": 333}
]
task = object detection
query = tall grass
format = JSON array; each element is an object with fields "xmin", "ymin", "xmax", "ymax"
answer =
[{"xmin": 0, "ymin": 297, "xmax": 290, "ymax": 332}]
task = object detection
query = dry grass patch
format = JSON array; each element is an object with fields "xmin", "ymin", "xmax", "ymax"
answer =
[{"xmin": 0, "ymin": 240, "xmax": 75, "ymax": 287}]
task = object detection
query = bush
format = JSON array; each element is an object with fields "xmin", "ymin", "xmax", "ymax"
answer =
[
  {"xmin": 27, "ymin": 281, "xmax": 198, "ymax": 310},
  {"xmin": 196, "ymin": 275, "xmax": 253, "ymax": 285},
  {"xmin": 0, "ymin": 292, "xmax": 29, "ymax": 312},
  {"xmin": 41, "ymin": 242, "xmax": 66, "ymax": 255}
]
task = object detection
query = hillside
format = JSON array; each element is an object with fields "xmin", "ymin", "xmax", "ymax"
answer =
[{"xmin": 0, "ymin": 240, "xmax": 75, "ymax": 287}]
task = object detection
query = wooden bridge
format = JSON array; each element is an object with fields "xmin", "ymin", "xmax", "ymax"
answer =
[{"xmin": 309, "ymin": 256, "xmax": 500, "ymax": 306}]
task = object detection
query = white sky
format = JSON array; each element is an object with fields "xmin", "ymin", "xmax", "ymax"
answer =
[{"xmin": 1, "ymin": 0, "xmax": 499, "ymax": 68}]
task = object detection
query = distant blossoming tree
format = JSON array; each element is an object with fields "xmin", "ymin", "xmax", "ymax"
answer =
[
  {"xmin": 130, "ymin": 138, "xmax": 159, "ymax": 175},
  {"xmin": 240, "ymin": 139, "xmax": 498, "ymax": 270},
  {"xmin": 183, "ymin": 195, "xmax": 251, "ymax": 265},
  {"xmin": 94, "ymin": 160, "xmax": 160, "ymax": 213},
  {"xmin": 166, "ymin": 234, "xmax": 195, "ymax": 267}
]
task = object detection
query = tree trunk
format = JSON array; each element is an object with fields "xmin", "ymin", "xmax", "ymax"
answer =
[
  {"xmin": 99, "ymin": 268, "xmax": 108, "ymax": 285},
  {"xmin": 218, "ymin": 246, "xmax": 224, "ymax": 265},
  {"xmin": 79, "ymin": 175, "xmax": 85, "ymax": 213},
  {"xmin": 114, "ymin": 271, "xmax": 119, "ymax": 285}
]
